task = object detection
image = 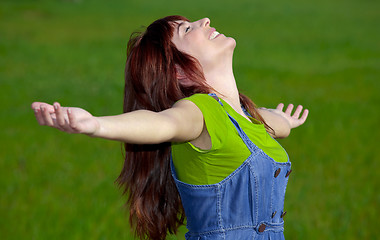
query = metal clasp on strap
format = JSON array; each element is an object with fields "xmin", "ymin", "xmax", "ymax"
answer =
[{"xmin": 208, "ymin": 93, "xmax": 223, "ymax": 106}]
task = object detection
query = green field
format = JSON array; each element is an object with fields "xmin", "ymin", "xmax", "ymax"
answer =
[{"xmin": 1, "ymin": 0, "xmax": 379, "ymax": 239}]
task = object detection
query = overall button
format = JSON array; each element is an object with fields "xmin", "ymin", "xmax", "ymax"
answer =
[
  {"xmin": 258, "ymin": 223, "xmax": 266, "ymax": 232},
  {"xmin": 281, "ymin": 211, "xmax": 287, "ymax": 218},
  {"xmin": 285, "ymin": 169, "xmax": 292, "ymax": 177},
  {"xmin": 274, "ymin": 168, "xmax": 281, "ymax": 178},
  {"xmin": 271, "ymin": 211, "xmax": 277, "ymax": 218}
]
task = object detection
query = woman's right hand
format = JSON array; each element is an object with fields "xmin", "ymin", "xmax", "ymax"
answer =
[{"xmin": 31, "ymin": 102, "xmax": 100, "ymax": 136}]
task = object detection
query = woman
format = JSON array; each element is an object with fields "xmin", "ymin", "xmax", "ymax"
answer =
[{"xmin": 32, "ymin": 16, "xmax": 308, "ymax": 240}]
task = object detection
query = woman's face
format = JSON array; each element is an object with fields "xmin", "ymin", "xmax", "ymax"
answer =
[{"xmin": 171, "ymin": 18, "xmax": 236, "ymax": 69}]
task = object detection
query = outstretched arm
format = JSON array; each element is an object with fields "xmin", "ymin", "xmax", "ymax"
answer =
[
  {"xmin": 31, "ymin": 100, "xmax": 204, "ymax": 144},
  {"xmin": 258, "ymin": 103, "xmax": 309, "ymax": 138}
]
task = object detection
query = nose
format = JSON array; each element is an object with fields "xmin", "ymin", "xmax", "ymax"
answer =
[{"xmin": 200, "ymin": 17, "xmax": 210, "ymax": 27}]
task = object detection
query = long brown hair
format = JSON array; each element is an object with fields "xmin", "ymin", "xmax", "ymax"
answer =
[{"xmin": 116, "ymin": 15, "xmax": 269, "ymax": 240}]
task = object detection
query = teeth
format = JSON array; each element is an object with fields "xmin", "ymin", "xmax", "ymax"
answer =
[{"xmin": 210, "ymin": 31, "xmax": 220, "ymax": 40}]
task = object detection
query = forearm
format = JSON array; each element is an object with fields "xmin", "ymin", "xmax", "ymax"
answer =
[
  {"xmin": 93, "ymin": 110, "xmax": 176, "ymax": 144},
  {"xmin": 257, "ymin": 108, "xmax": 291, "ymax": 138}
]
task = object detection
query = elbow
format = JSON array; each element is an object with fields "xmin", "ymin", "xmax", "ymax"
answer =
[
  {"xmin": 271, "ymin": 123, "xmax": 291, "ymax": 139},
  {"xmin": 276, "ymin": 128, "xmax": 290, "ymax": 139}
]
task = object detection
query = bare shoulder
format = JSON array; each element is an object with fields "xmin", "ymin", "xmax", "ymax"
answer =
[
  {"xmin": 169, "ymin": 99, "xmax": 204, "ymax": 131},
  {"xmin": 172, "ymin": 99, "xmax": 202, "ymax": 113},
  {"xmin": 161, "ymin": 99, "xmax": 204, "ymax": 142}
]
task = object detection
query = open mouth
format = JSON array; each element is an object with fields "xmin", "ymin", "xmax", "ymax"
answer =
[{"xmin": 210, "ymin": 30, "xmax": 220, "ymax": 40}]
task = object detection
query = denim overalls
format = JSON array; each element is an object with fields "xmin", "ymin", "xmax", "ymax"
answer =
[{"xmin": 171, "ymin": 94, "xmax": 292, "ymax": 240}]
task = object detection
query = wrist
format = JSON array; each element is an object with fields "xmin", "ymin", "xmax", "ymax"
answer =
[{"xmin": 87, "ymin": 117, "xmax": 102, "ymax": 138}]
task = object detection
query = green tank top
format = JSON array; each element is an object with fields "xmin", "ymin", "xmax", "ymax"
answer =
[{"xmin": 171, "ymin": 94, "xmax": 288, "ymax": 185}]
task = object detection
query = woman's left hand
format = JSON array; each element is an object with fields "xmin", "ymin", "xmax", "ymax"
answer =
[
  {"xmin": 265, "ymin": 103, "xmax": 309, "ymax": 129},
  {"xmin": 257, "ymin": 103, "xmax": 309, "ymax": 138}
]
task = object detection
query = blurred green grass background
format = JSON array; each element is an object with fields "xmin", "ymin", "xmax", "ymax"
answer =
[{"xmin": 0, "ymin": 0, "xmax": 379, "ymax": 239}]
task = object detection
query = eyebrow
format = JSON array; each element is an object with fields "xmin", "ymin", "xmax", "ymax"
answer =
[{"xmin": 177, "ymin": 21, "xmax": 186, "ymax": 34}]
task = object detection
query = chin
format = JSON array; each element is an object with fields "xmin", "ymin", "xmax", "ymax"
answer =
[
  {"xmin": 226, "ymin": 36, "xmax": 237, "ymax": 49},
  {"xmin": 225, "ymin": 37, "xmax": 236, "ymax": 52}
]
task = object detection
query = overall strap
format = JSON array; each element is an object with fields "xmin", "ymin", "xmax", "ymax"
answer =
[{"xmin": 208, "ymin": 93, "xmax": 260, "ymax": 154}]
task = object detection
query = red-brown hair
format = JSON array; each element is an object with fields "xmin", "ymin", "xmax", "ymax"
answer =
[{"xmin": 116, "ymin": 15, "xmax": 269, "ymax": 240}]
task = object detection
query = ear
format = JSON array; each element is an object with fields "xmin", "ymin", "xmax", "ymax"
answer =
[
  {"xmin": 175, "ymin": 64, "xmax": 186, "ymax": 80},
  {"xmin": 175, "ymin": 64, "xmax": 193, "ymax": 87}
]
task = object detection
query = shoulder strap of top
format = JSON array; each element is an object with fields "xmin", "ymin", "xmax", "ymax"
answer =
[{"xmin": 208, "ymin": 93, "xmax": 259, "ymax": 154}]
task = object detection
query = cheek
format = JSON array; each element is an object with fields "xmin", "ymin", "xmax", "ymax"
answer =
[{"xmin": 181, "ymin": 33, "xmax": 205, "ymax": 56}]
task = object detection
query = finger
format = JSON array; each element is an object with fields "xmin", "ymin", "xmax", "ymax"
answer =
[
  {"xmin": 276, "ymin": 103, "xmax": 284, "ymax": 111},
  {"xmin": 40, "ymin": 105, "xmax": 54, "ymax": 127},
  {"xmin": 54, "ymin": 102, "xmax": 66, "ymax": 126},
  {"xmin": 31, "ymin": 102, "xmax": 49, "ymax": 110},
  {"xmin": 293, "ymin": 105, "xmax": 303, "ymax": 119},
  {"xmin": 32, "ymin": 102, "xmax": 56, "ymax": 115},
  {"xmin": 39, "ymin": 103, "xmax": 56, "ymax": 113},
  {"xmin": 67, "ymin": 108, "xmax": 79, "ymax": 132},
  {"xmin": 33, "ymin": 107, "xmax": 45, "ymax": 125},
  {"xmin": 54, "ymin": 102, "xmax": 72, "ymax": 131},
  {"xmin": 31, "ymin": 102, "xmax": 40, "ymax": 110},
  {"xmin": 299, "ymin": 109, "xmax": 309, "ymax": 124},
  {"xmin": 285, "ymin": 104, "xmax": 294, "ymax": 115}
]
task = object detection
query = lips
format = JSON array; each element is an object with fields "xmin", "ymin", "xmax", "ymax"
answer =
[{"xmin": 209, "ymin": 29, "xmax": 220, "ymax": 40}]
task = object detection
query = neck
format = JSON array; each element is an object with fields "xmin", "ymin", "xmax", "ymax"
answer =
[{"xmin": 203, "ymin": 56, "xmax": 246, "ymax": 117}]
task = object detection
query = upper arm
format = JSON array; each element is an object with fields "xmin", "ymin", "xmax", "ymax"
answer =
[{"xmin": 159, "ymin": 99, "xmax": 204, "ymax": 142}]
